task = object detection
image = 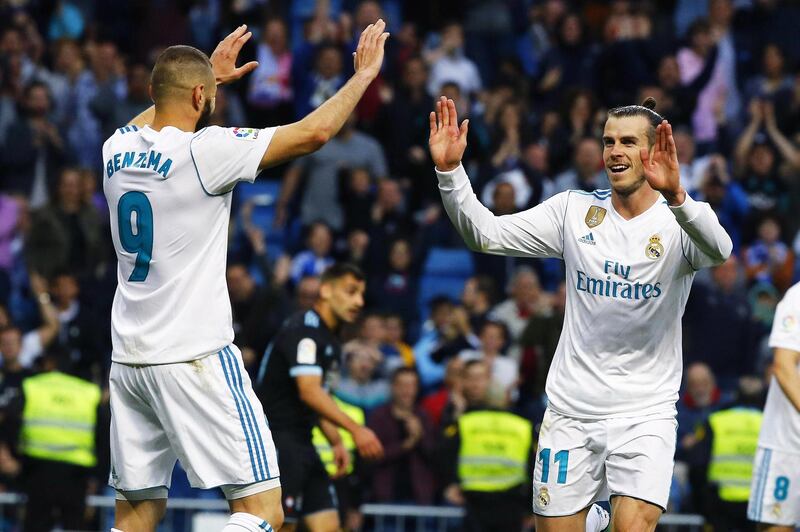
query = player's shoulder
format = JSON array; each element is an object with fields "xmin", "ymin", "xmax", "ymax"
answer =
[
  {"xmin": 103, "ymin": 124, "xmax": 142, "ymax": 151},
  {"xmin": 193, "ymin": 125, "xmax": 265, "ymax": 143},
  {"xmin": 558, "ymin": 188, "xmax": 612, "ymax": 210},
  {"xmin": 781, "ymin": 282, "xmax": 800, "ymax": 306},
  {"xmin": 283, "ymin": 310, "xmax": 324, "ymax": 335}
]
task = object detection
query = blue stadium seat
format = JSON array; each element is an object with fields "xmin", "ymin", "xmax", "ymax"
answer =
[{"xmin": 417, "ymin": 248, "xmax": 474, "ymax": 321}]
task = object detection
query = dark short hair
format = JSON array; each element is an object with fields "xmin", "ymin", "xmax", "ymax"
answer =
[
  {"xmin": 321, "ymin": 262, "xmax": 365, "ymax": 284},
  {"xmin": 607, "ymin": 97, "xmax": 664, "ymax": 146},
  {"xmin": 480, "ymin": 320, "xmax": 509, "ymax": 341},
  {"xmin": 150, "ymin": 45, "xmax": 213, "ymax": 104},
  {"xmin": 429, "ymin": 295, "xmax": 454, "ymax": 312},
  {"xmin": 391, "ymin": 366, "xmax": 419, "ymax": 384},
  {"xmin": 463, "ymin": 358, "xmax": 488, "ymax": 374}
]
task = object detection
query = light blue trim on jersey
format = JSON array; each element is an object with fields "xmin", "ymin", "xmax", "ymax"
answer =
[
  {"xmin": 225, "ymin": 346, "xmax": 272, "ymax": 480},
  {"xmin": 753, "ymin": 448, "xmax": 772, "ymax": 521},
  {"xmin": 304, "ymin": 311, "xmax": 320, "ymax": 328},
  {"xmin": 256, "ymin": 342, "xmax": 274, "ymax": 386},
  {"xmin": 219, "ymin": 349, "xmax": 261, "ymax": 481},
  {"xmin": 222, "ymin": 347, "xmax": 267, "ymax": 481},
  {"xmin": 679, "ymin": 231, "xmax": 698, "ymax": 271},
  {"xmin": 189, "ymin": 129, "xmax": 231, "ymax": 197},
  {"xmin": 572, "ymin": 189, "xmax": 611, "ymax": 200},
  {"xmin": 289, "ymin": 365, "xmax": 323, "ymax": 377}
]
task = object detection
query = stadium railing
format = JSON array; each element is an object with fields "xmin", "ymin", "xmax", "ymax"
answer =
[{"xmin": 0, "ymin": 492, "xmax": 706, "ymax": 531}]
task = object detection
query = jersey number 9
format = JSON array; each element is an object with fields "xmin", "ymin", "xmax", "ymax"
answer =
[{"xmin": 118, "ymin": 191, "xmax": 153, "ymax": 282}]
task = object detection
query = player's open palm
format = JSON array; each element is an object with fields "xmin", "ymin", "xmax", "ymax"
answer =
[
  {"xmin": 429, "ymin": 96, "xmax": 469, "ymax": 172},
  {"xmin": 353, "ymin": 19, "xmax": 389, "ymax": 80},
  {"xmin": 641, "ymin": 120, "xmax": 681, "ymax": 196},
  {"xmin": 353, "ymin": 426, "xmax": 384, "ymax": 460},
  {"xmin": 210, "ymin": 25, "xmax": 259, "ymax": 85}
]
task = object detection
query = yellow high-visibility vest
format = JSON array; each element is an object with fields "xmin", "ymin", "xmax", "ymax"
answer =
[
  {"xmin": 312, "ymin": 398, "xmax": 365, "ymax": 476},
  {"xmin": 21, "ymin": 372, "xmax": 101, "ymax": 467},
  {"xmin": 708, "ymin": 407, "xmax": 763, "ymax": 502},
  {"xmin": 458, "ymin": 410, "xmax": 532, "ymax": 492}
]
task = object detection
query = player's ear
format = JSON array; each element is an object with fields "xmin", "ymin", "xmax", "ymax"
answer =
[
  {"xmin": 192, "ymin": 85, "xmax": 204, "ymax": 111},
  {"xmin": 319, "ymin": 282, "xmax": 332, "ymax": 301}
]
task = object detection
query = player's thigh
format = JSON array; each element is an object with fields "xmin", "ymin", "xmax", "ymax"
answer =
[
  {"xmin": 534, "ymin": 507, "xmax": 590, "ymax": 532},
  {"xmin": 302, "ymin": 509, "xmax": 340, "ymax": 532},
  {"xmin": 109, "ymin": 363, "xmax": 177, "ymax": 492},
  {"xmin": 748, "ymin": 447, "xmax": 800, "ymax": 528},
  {"xmin": 155, "ymin": 346, "xmax": 280, "ymax": 489},
  {"xmin": 299, "ymin": 448, "xmax": 339, "ymax": 523},
  {"xmin": 605, "ymin": 415, "xmax": 675, "ymax": 515},
  {"xmin": 609, "ymin": 495, "xmax": 661, "ymax": 532},
  {"xmin": 533, "ymin": 409, "xmax": 607, "ymax": 517},
  {"xmin": 114, "ymin": 498, "xmax": 168, "ymax": 532},
  {"xmin": 271, "ymin": 430, "xmax": 310, "ymax": 524},
  {"xmin": 228, "ymin": 485, "xmax": 284, "ymax": 529}
]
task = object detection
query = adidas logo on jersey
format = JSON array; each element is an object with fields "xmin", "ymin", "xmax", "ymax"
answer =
[{"xmin": 578, "ymin": 232, "xmax": 596, "ymax": 245}]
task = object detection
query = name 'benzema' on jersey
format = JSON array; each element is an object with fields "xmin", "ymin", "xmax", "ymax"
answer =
[{"xmin": 436, "ymin": 164, "xmax": 732, "ymax": 419}]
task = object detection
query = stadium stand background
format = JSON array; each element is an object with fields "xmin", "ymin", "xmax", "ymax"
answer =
[{"xmin": 0, "ymin": 0, "xmax": 799, "ymax": 529}]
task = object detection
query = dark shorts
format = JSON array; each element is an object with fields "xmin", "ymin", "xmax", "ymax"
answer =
[{"xmin": 272, "ymin": 430, "xmax": 337, "ymax": 522}]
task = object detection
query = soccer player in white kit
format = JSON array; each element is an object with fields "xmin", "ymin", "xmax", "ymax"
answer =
[
  {"xmin": 747, "ymin": 281, "xmax": 800, "ymax": 531},
  {"xmin": 428, "ymin": 96, "xmax": 732, "ymax": 531},
  {"xmin": 103, "ymin": 22, "xmax": 388, "ymax": 532}
]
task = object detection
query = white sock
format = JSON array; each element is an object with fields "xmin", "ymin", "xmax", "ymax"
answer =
[
  {"xmin": 111, "ymin": 529, "xmax": 124, "ymax": 532},
  {"xmin": 222, "ymin": 512, "xmax": 274, "ymax": 532},
  {"xmin": 585, "ymin": 503, "xmax": 610, "ymax": 532}
]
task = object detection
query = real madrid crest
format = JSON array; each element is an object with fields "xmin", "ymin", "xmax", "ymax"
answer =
[
  {"xmin": 537, "ymin": 486, "xmax": 550, "ymax": 508},
  {"xmin": 585, "ymin": 206, "xmax": 606, "ymax": 228},
  {"xmin": 645, "ymin": 234, "xmax": 664, "ymax": 260}
]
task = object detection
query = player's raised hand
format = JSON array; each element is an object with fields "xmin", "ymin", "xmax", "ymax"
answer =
[
  {"xmin": 429, "ymin": 96, "xmax": 469, "ymax": 172},
  {"xmin": 353, "ymin": 426, "xmax": 384, "ymax": 460},
  {"xmin": 210, "ymin": 25, "xmax": 259, "ymax": 86},
  {"xmin": 641, "ymin": 120, "xmax": 685, "ymax": 205},
  {"xmin": 353, "ymin": 19, "xmax": 389, "ymax": 80}
]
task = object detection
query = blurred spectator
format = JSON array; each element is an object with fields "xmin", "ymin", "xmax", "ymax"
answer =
[
  {"xmin": 367, "ymin": 238, "xmax": 418, "ymax": 329},
  {"xmin": 425, "ymin": 22, "xmax": 482, "ymax": 97},
  {"xmin": 439, "ymin": 359, "xmax": 532, "ymax": 532},
  {"xmin": 488, "ymin": 99, "xmax": 527, "ymax": 172},
  {"xmin": 277, "ymin": 113, "xmax": 388, "ymax": 231},
  {"xmin": 683, "ymin": 256, "xmax": 756, "ymax": 384},
  {"xmin": 368, "ymin": 367, "xmax": 436, "ymax": 504},
  {"xmin": 743, "ymin": 43, "xmax": 794, "ymax": 124},
  {"xmin": 367, "ymin": 179, "xmax": 413, "ymax": 265},
  {"xmin": 293, "ymin": 42, "xmax": 345, "ymax": 120},
  {"xmin": 382, "ymin": 313, "xmax": 414, "ymax": 368},
  {"xmin": 0, "ymin": 273, "xmax": 59, "ymax": 369},
  {"xmin": 110, "ymin": 63, "xmax": 151, "ymax": 131},
  {"xmin": 49, "ymin": 272, "xmax": 103, "ymax": 381},
  {"xmin": 458, "ymin": 321, "xmax": 518, "ymax": 408},
  {"xmin": 421, "ymin": 357, "xmax": 464, "ymax": 430},
  {"xmin": 414, "ymin": 300, "xmax": 478, "ymax": 392},
  {"xmin": 289, "ymin": 221, "xmax": 335, "ymax": 285},
  {"xmin": 341, "ymin": 167, "xmax": 374, "ymax": 233},
  {"xmin": 1, "ymin": 82, "xmax": 65, "ymax": 204},
  {"xmin": 335, "ymin": 340, "xmax": 389, "ymax": 413},
  {"xmin": 743, "ymin": 216, "xmax": 794, "ymax": 292},
  {"xmin": 657, "ymin": 51, "xmax": 718, "ymax": 131},
  {"xmin": 25, "ymin": 167, "xmax": 104, "ymax": 279},
  {"xmin": 48, "ymin": 1, "xmax": 85, "ymax": 41},
  {"xmin": 690, "ymin": 154, "xmax": 749, "ymax": 251},
  {"xmin": 460, "ymin": 275, "xmax": 496, "ymax": 333},
  {"xmin": 247, "ymin": 18, "xmax": 293, "ymax": 126},
  {"xmin": 519, "ymin": 280, "xmax": 567, "ymax": 401},
  {"xmin": 488, "ymin": 267, "xmax": 551, "ymax": 362},
  {"xmin": 294, "ymin": 275, "xmax": 321, "ymax": 313},
  {"xmin": 545, "ymin": 137, "xmax": 607, "ymax": 198},
  {"xmin": 227, "ymin": 263, "xmax": 288, "ymax": 369}
]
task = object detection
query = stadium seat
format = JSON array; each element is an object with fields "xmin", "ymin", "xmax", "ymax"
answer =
[{"xmin": 417, "ymin": 248, "xmax": 474, "ymax": 320}]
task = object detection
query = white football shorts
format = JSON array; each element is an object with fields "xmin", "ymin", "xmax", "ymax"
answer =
[
  {"xmin": 533, "ymin": 407, "xmax": 676, "ymax": 516},
  {"xmin": 108, "ymin": 344, "xmax": 280, "ymax": 499},
  {"xmin": 748, "ymin": 447, "xmax": 800, "ymax": 527}
]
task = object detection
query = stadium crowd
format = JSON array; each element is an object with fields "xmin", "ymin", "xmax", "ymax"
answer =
[{"xmin": 0, "ymin": 0, "xmax": 799, "ymax": 529}]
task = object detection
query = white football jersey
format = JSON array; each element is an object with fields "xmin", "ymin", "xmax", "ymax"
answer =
[
  {"xmin": 437, "ymin": 165, "xmax": 732, "ymax": 418},
  {"xmin": 103, "ymin": 124, "xmax": 276, "ymax": 365},
  {"xmin": 759, "ymin": 282, "xmax": 800, "ymax": 452}
]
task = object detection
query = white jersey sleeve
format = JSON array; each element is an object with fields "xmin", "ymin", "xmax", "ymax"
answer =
[
  {"xmin": 436, "ymin": 164, "xmax": 566, "ymax": 258},
  {"xmin": 669, "ymin": 194, "xmax": 732, "ymax": 270},
  {"xmin": 768, "ymin": 284, "xmax": 800, "ymax": 352},
  {"xmin": 190, "ymin": 126, "xmax": 277, "ymax": 195}
]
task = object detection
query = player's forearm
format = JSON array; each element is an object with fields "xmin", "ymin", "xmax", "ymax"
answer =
[
  {"xmin": 669, "ymin": 195, "xmax": 733, "ymax": 265},
  {"xmin": 300, "ymin": 385, "xmax": 361, "ymax": 434},
  {"xmin": 436, "ymin": 164, "xmax": 559, "ymax": 258},
  {"xmin": 774, "ymin": 349, "xmax": 800, "ymax": 413},
  {"xmin": 128, "ymin": 106, "xmax": 155, "ymax": 128},
  {"xmin": 766, "ymin": 124, "xmax": 800, "ymax": 169},
  {"xmin": 319, "ymin": 417, "xmax": 343, "ymax": 446},
  {"xmin": 296, "ymin": 71, "xmax": 374, "ymax": 142}
]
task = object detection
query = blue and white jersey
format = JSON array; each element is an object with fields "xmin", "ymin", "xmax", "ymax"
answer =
[
  {"xmin": 437, "ymin": 164, "xmax": 732, "ymax": 418},
  {"xmin": 760, "ymin": 282, "xmax": 800, "ymax": 452},
  {"xmin": 103, "ymin": 124, "xmax": 276, "ymax": 364}
]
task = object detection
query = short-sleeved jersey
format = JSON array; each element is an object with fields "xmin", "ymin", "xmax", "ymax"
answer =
[
  {"xmin": 255, "ymin": 309, "xmax": 342, "ymax": 436},
  {"xmin": 438, "ymin": 165, "xmax": 732, "ymax": 419},
  {"xmin": 103, "ymin": 124, "xmax": 276, "ymax": 364},
  {"xmin": 759, "ymin": 282, "xmax": 800, "ymax": 452}
]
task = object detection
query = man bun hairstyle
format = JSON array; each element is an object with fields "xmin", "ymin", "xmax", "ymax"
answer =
[{"xmin": 607, "ymin": 98, "xmax": 665, "ymax": 146}]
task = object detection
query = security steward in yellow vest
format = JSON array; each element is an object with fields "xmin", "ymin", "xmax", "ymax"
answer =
[
  {"xmin": 692, "ymin": 376, "xmax": 764, "ymax": 532},
  {"xmin": 6, "ymin": 353, "xmax": 106, "ymax": 532},
  {"xmin": 440, "ymin": 360, "xmax": 534, "ymax": 532},
  {"xmin": 312, "ymin": 397, "xmax": 365, "ymax": 526}
]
